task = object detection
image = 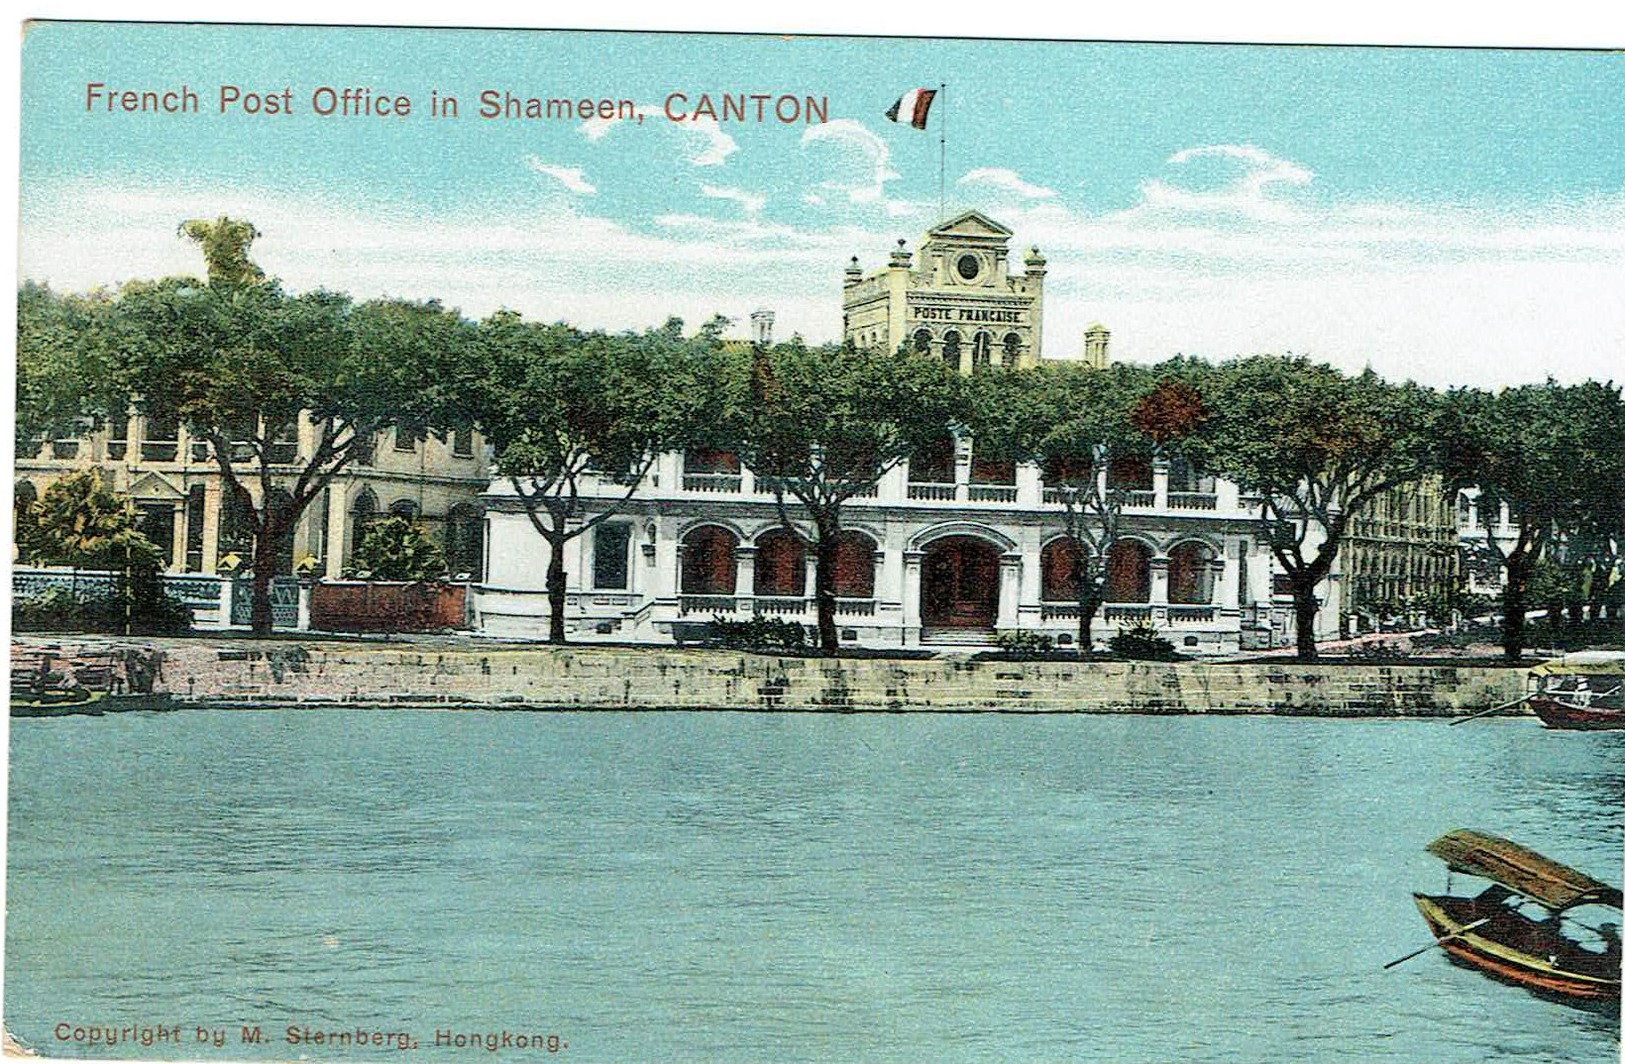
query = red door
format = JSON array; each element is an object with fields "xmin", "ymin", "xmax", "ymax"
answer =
[{"xmin": 922, "ymin": 536, "xmax": 1000, "ymax": 628}]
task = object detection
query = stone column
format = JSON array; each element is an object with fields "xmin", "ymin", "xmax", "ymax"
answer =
[
  {"xmin": 1015, "ymin": 461, "xmax": 1043, "ymax": 508},
  {"xmin": 902, "ymin": 549, "xmax": 923, "ymax": 644},
  {"xmin": 170, "ymin": 507, "xmax": 186, "ymax": 571},
  {"xmin": 1150, "ymin": 554, "xmax": 1170, "ymax": 623},
  {"xmin": 201, "ymin": 482, "xmax": 222, "ymax": 574},
  {"xmin": 1153, "ymin": 456, "xmax": 1170, "ymax": 510},
  {"xmin": 325, "ymin": 488, "xmax": 348, "ymax": 579},
  {"xmin": 803, "ymin": 549, "xmax": 818, "ymax": 609},
  {"xmin": 735, "ymin": 546, "xmax": 758, "ymax": 604},
  {"xmin": 954, "ymin": 435, "xmax": 972, "ymax": 502},
  {"xmin": 997, "ymin": 553, "xmax": 1022, "ymax": 629}
]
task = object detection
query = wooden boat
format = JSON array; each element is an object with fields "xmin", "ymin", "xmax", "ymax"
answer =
[
  {"xmin": 1412, "ymin": 829, "xmax": 1621, "ymax": 1004},
  {"xmin": 9, "ymin": 651, "xmax": 173, "ymax": 717},
  {"xmin": 1526, "ymin": 652, "xmax": 1625, "ymax": 730}
]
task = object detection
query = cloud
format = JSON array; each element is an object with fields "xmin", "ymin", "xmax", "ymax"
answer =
[
  {"xmin": 578, "ymin": 104, "xmax": 737, "ymax": 167},
  {"xmin": 800, "ymin": 119, "xmax": 898, "ymax": 205},
  {"xmin": 18, "ymin": 172, "xmax": 1625, "ymax": 391},
  {"xmin": 1137, "ymin": 144, "xmax": 1314, "ymax": 220},
  {"xmin": 700, "ymin": 184, "xmax": 766, "ymax": 215},
  {"xmin": 524, "ymin": 157, "xmax": 596, "ymax": 195},
  {"xmin": 958, "ymin": 167, "xmax": 1057, "ymax": 200}
]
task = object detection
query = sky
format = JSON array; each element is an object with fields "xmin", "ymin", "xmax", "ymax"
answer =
[{"xmin": 15, "ymin": 20, "xmax": 1625, "ymax": 388}]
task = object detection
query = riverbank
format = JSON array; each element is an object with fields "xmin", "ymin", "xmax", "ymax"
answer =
[{"xmin": 11, "ymin": 635, "xmax": 1530, "ymax": 715}]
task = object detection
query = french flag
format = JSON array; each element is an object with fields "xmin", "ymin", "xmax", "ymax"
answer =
[{"xmin": 885, "ymin": 88, "xmax": 937, "ymax": 130}]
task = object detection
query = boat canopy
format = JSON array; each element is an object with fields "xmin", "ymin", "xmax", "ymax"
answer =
[
  {"xmin": 1530, "ymin": 651, "xmax": 1625, "ymax": 677},
  {"xmin": 1427, "ymin": 830, "xmax": 1623, "ymax": 911}
]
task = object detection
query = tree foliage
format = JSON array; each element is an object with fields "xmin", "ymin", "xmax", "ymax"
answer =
[
  {"xmin": 16, "ymin": 282, "xmax": 120, "ymax": 451},
  {"xmin": 467, "ymin": 313, "xmax": 716, "ymax": 643},
  {"xmin": 966, "ymin": 360, "xmax": 1156, "ymax": 651},
  {"xmin": 723, "ymin": 340, "xmax": 963, "ymax": 655},
  {"xmin": 1438, "ymin": 379, "xmax": 1625, "ymax": 659},
  {"xmin": 15, "ymin": 469, "xmax": 164, "ymax": 572},
  {"xmin": 349, "ymin": 515, "xmax": 449, "ymax": 582},
  {"xmin": 1191, "ymin": 357, "xmax": 1440, "ymax": 659}
]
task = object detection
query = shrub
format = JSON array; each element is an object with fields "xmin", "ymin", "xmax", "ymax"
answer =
[
  {"xmin": 12, "ymin": 578, "xmax": 191, "ymax": 635},
  {"xmin": 995, "ymin": 630, "xmax": 1056, "ymax": 658},
  {"xmin": 348, "ymin": 516, "xmax": 448, "ymax": 581},
  {"xmin": 1110, "ymin": 620, "xmax": 1177, "ymax": 661},
  {"xmin": 708, "ymin": 615, "xmax": 809, "ymax": 653}
]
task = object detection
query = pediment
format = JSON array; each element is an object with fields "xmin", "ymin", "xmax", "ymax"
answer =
[
  {"xmin": 926, "ymin": 210, "xmax": 1013, "ymax": 240},
  {"xmin": 127, "ymin": 470, "xmax": 187, "ymax": 502}
]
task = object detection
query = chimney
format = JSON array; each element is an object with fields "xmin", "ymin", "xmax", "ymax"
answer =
[
  {"xmin": 750, "ymin": 308, "xmax": 775, "ymax": 347},
  {"xmin": 1083, "ymin": 323, "xmax": 1110, "ymax": 368}
]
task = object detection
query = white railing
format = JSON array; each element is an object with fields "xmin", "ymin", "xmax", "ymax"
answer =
[
  {"xmin": 835, "ymin": 598, "xmax": 877, "ymax": 617},
  {"xmin": 753, "ymin": 597, "xmax": 808, "ymax": 616},
  {"xmin": 680, "ymin": 594, "xmax": 738, "ymax": 615},
  {"xmin": 1122, "ymin": 490, "xmax": 1156, "ymax": 508},
  {"xmin": 1167, "ymin": 605, "xmax": 1216, "ymax": 624},
  {"xmin": 907, "ymin": 482, "xmax": 956, "ymax": 501},
  {"xmin": 969, "ymin": 484, "xmax": 1017, "ymax": 503},
  {"xmin": 683, "ymin": 473, "xmax": 742, "ymax": 493},
  {"xmin": 1104, "ymin": 604, "xmax": 1153, "ymax": 622},
  {"xmin": 1041, "ymin": 602, "xmax": 1082, "ymax": 621},
  {"xmin": 1168, "ymin": 492, "xmax": 1218, "ymax": 511}
]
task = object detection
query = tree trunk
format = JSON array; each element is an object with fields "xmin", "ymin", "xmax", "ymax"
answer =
[
  {"xmin": 546, "ymin": 535, "xmax": 568, "ymax": 645},
  {"xmin": 250, "ymin": 529, "xmax": 275, "ymax": 636},
  {"xmin": 1079, "ymin": 599, "xmax": 1099, "ymax": 655},
  {"xmin": 814, "ymin": 518, "xmax": 840, "ymax": 657},
  {"xmin": 1501, "ymin": 557, "xmax": 1530, "ymax": 663},
  {"xmin": 1293, "ymin": 581, "xmax": 1320, "ymax": 662}
]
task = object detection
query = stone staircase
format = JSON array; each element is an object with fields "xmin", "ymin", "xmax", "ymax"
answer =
[{"xmin": 919, "ymin": 627, "xmax": 999, "ymax": 648}]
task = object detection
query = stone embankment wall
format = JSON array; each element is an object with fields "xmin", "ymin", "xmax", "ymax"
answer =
[{"xmin": 17, "ymin": 638, "xmax": 1529, "ymax": 715}]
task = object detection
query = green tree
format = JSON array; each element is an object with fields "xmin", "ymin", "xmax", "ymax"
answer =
[
  {"xmin": 16, "ymin": 282, "xmax": 120, "ymax": 452},
  {"xmin": 468, "ymin": 313, "xmax": 712, "ymax": 644},
  {"xmin": 1193, "ymin": 357, "xmax": 1440, "ymax": 660},
  {"xmin": 17, "ymin": 469, "xmax": 164, "ymax": 572},
  {"xmin": 349, "ymin": 516, "xmax": 449, "ymax": 582},
  {"xmin": 966, "ymin": 360, "xmax": 1158, "ymax": 652},
  {"xmin": 103, "ymin": 218, "xmax": 468, "ymax": 634},
  {"xmin": 724, "ymin": 340, "xmax": 963, "ymax": 656},
  {"xmin": 1438, "ymin": 380, "xmax": 1625, "ymax": 660}
]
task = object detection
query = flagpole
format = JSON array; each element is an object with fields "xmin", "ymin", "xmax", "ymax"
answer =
[{"xmin": 938, "ymin": 83, "xmax": 946, "ymax": 221}]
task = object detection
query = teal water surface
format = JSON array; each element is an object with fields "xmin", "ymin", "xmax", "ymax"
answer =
[{"xmin": 6, "ymin": 711, "xmax": 1623, "ymax": 1063}]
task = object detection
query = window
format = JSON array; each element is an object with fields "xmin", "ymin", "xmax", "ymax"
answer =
[
  {"xmin": 971, "ymin": 331, "xmax": 992, "ymax": 370},
  {"xmin": 941, "ymin": 331, "xmax": 961, "ymax": 369},
  {"xmin": 956, "ymin": 253, "xmax": 980, "ymax": 281},
  {"xmin": 753, "ymin": 529, "xmax": 806, "ymax": 597},
  {"xmin": 913, "ymin": 328, "xmax": 933, "ymax": 355},
  {"xmin": 393, "ymin": 428, "xmax": 419, "ymax": 453},
  {"xmin": 1003, "ymin": 332, "xmax": 1022, "ymax": 363},
  {"xmin": 1041, "ymin": 538, "xmax": 1087, "ymax": 602},
  {"xmin": 593, "ymin": 523, "xmax": 631, "ymax": 590},
  {"xmin": 833, "ymin": 531, "xmax": 877, "ymax": 598},
  {"xmin": 452, "ymin": 427, "xmax": 474, "ymax": 458},
  {"xmin": 680, "ymin": 526, "xmax": 738, "ymax": 594}
]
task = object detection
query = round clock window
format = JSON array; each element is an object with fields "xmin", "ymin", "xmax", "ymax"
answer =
[{"xmin": 956, "ymin": 254, "xmax": 981, "ymax": 281}]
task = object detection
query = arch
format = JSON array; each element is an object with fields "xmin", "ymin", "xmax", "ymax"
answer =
[
  {"xmin": 912, "ymin": 328, "xmax": 933, "ymax": 355},
  {"xmin": 1002, "ymin": 332, "xmax": 1022, "ymax": 364},
  {"xmin": 388, "ymin": 497, "xmax": 420, "ymax": 519},
  {"xmin": 921, "ymin": 534, "xmax": 1001, "ymax": 629},
  {"xmin": 1041, "ymin": 536, "xmax": 1091, "ymax": 602},
  {"xmin": 348, "ymin": 488, "xmax": 378, "ymax": 561},
  {"xmin": 754, "ymin": 527, "xmax": 806, "ymax": 597},
  {"xmin": 1168, "ymin": 541, "xmax": 1217, "ymax": 604},
  {"xmin": 941, "ymin": 330, "xmax": 961, "ymax": 369},
  {"xmin": 908, "ymin": 522, "xmax": 1017, "ymax": 554},
  {"xmin": 971, "ymin": 331, "xmax": 992, "ymax": 370},
  {"xmin": 833, "ymin": 529, "xmax": 877, "ymax": 598},
  {"xmin": 680, "ymin": 525, "xmax": 739, "ymax": 595},
  {"xmin": 1105, "ymin": 539, "xmax": 1152, "ymax": 603}
]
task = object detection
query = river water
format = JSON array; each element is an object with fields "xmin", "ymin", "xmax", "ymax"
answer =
[{"xmin": 6, "ymin": 711, "xmax": 1622, "ymax": 1063}]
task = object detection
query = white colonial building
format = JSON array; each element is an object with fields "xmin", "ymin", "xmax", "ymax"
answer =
[{"xmin": 472, "ymin": 211, "xmax": 1346, "ymax": 652}]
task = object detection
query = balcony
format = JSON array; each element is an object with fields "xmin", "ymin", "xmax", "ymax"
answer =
[
  {"xmin": 1041, "ymin": 602, "xmax": 1081, "ymax": 621},
  {"xmin": 907, "ymin": 482, "xmax": 956, "ymax": 502},
  {"xmin": 141, "ymin": 440, "xmax": 179, "ymax": 462},
  {"xmin": 1122, "ymin": 490, "xmax": 1156, "ymax": 508},
  {"xmin": 969, "ymin": 484, "xmax": 1017, "ymax": 504},
  {"xmin": 1167, "ymin": 605, "xmax": 1217, "ymax": 624},
  {"xmin": 753, "ymin": 596, "xmax": 807, "ymax": 616},
  {"xmin": 683, "ymin": 473, "xmax": 742, "ymax": 493},
  {"xmin": 679, "ymin": 594, "xmax": 738, "ymax": 615},
  {"xmin": 50, "ymin": 440, "xmax": 80, "ymax": 460},
  {"xmin": 1103, "ymin": 605, "xmax": 1153, "ymax": 623},
  {"xmin": 1168, "ymin": 492, "xmax": 1218, "ymax": 511}
]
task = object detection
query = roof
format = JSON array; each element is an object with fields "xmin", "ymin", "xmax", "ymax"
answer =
[{"xmin": 1426, "ymin": 829, "xmax": 1623, "ymax": 911}]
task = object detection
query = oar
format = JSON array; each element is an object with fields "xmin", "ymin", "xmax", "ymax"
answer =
[
  {"xmin": 1384, "ymin": 917, "xmax": 1493, "ymax": 969},
  {"xmin": 1448, "ymin": 694, "xmax": 1530, "ymax": 726}
]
